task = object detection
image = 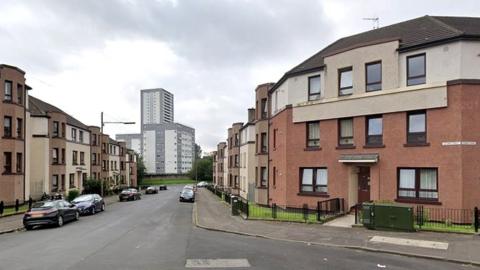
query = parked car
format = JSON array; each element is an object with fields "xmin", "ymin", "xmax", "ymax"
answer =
[
  {"xmin": 23, "ymin": 200, "xmax": 80, "ymax": 230},
  {"xmin": 119, "ymin": 188, "xmax": 142, "ymax": 201},
  {"xmin": 197, "ymin": 181, "xmax": 209, "ymax": 188},
  {"xmin": 184, "ymin": 184, "xmax": 197, "ymax": 192},
  {"xmin": 71, "ymin": 194, "xmax": 105, "ymax": 215},
  {"xmin": 158, "ymin": 185, "xmax": 167, "ymax": 191},
  {"xmin": 179, "ymin": 189, "xmax": 195, "ymax": 202},
  {"xmin": 145, "ymin": 186, "xmax": 158, "ymax": 194}
]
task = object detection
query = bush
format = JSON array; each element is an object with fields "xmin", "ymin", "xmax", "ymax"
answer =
[{"xmin": 67, "ymin": 189, "xmax": 80, "ymax": 202}]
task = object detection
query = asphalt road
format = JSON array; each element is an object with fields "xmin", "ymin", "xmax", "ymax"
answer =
[{"xmin": 0, "ymin": 185, "xmax": 476, "ymax": 270}]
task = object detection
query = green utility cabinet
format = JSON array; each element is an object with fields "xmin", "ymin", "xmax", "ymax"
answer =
[{"xmin": 362, "ymin": 203, "xmax": 415, "ymax": 231}]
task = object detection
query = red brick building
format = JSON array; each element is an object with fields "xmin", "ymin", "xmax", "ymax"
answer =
[{"xmin": 268, "ymin": 16, "xmax": 480, "ymax": 210}]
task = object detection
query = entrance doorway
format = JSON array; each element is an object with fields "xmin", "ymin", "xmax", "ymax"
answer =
[{"xmin": 357, "ymin": 166, "xmax": 371, "ymax": 204}]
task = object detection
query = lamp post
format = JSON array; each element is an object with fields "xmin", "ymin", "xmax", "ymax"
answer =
[{"xmin": 99, "ymin": 112, "xmax": 135, "ymax": 197}]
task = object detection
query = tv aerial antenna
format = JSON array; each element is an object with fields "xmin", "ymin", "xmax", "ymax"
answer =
[{"xmin": 363, "ymin": 17, "xmax": 380, "ymax": 29}]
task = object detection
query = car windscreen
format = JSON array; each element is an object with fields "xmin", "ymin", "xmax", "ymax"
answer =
[
  {"xmin": 182, "ymin": 190, "xmax": 194, "ymax": 195},
  {"xmin": 72, "ymin": 195, "xmax": 94, "ymax": 202}
]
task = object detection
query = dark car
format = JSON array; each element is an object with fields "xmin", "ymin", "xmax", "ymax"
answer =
[
  {"xmin": 119, "ymin": 188, "xmax": 141, "ymax": 201},
  {"xmin": 72, "ymin": 194, "xmax": 105, "ymax": 215},
  {"xmin": 158, "ymin": 185, "xmax": 167, "ymax": 191},
  {"xmin": 23, "ymin": 200, "xmax": 80, "ymax": 230},
  {"xmin": 179, "ymin": 189, "xmax": 195, "ymax": 202},
  {"xmin": 145, "ymin": 186, "xmax": 158, "ymax": 194}
]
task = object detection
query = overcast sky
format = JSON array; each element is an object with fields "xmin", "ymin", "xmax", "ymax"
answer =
[{"xmin": 1, "ymin": 0, "xmax": 479, "ymax": 152}]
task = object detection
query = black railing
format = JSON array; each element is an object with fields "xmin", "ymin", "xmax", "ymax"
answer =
[{"xmin": 416, "ymin": 205, "xmax": 478, "ymax": 233}]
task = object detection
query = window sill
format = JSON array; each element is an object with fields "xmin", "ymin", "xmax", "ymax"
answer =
[
  {"xmin": 363, "ymin": 144, "xmax": 385, "ymax": 149},
  {"xmin": 336, "ymin": 145, "xmax": 356, "ymax": 150},
  {"xmin": 256, "ymin": 186, "xmax": 268, "ymax": 189},
  {"xmin": 297, "ymin": 192, "xmax": 330, "ymax": 198},
  {"xmin": 256, "ymin": 152, "xmax": 268, "ymax": 156},
  {"xmin": 304, "ymin": 147, "xmax": 322, "ymax": 151},
  {"xmin": 395, "ymin": 198, "xmax": 442, "ymax": 205},
  {"xmin": 403, "ymin": 143, "xmax": 430, "ymax": 147}
]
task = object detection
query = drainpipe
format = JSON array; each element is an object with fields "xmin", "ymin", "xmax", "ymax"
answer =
[{"xmin": 267, "ymin": 90, "xmax": 270, "ymax": 206}]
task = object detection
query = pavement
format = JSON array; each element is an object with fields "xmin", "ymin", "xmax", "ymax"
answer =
[
  {"xmin": 195, "ymin": 188, "xmax": 480, "ymax": 267},
  {"xmin": 0, "ymin": 194, "xmax": 120, "ymax": 234},
  {"xmin": 0, "ymin": 185, "xmax": 475, "ymax": 269}
]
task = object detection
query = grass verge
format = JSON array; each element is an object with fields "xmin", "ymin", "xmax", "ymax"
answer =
[
  {"xmin": 141, "ymin": 178, "xmax": 196, "ymax": 186},
  {"xmin": 2, "ymin": 205, "xmax": 29, "ymax": 216},
  {"xmin": 416, "ymin": 223, "xmax": 475, "ymax": 234}
]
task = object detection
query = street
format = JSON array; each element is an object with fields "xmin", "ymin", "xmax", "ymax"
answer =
[{"xmin": 0, "ymin": 185, "xmax": 475, "ymax": 270}]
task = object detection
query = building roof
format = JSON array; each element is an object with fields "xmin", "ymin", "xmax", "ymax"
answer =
[
  {"xmin": 272, "ymin": 15, "xmax": 480, "ymax": 92},
  {"xmin": 29, "ymin": 96, "xmax": 89, "ymax": 130}
]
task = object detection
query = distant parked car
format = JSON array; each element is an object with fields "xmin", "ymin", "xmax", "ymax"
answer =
[
  {"xmin": 179, "ymin": 189, "xmax": 195, "ymax": 202},
  {"xmin": 184, "ymin": 184, "xmax": 197, "ymax": 192},
  {"xmin": 72, "ymin": 194, "xmax": 105, "ymax": 215},
  {"xmin": 23, "ymin": 200, "xmax": 79, "ymax": 230},
  {"xmin": 119, "ymin": 188, "xmax": 141, "ymax": 201},
  {"xmin": 145, "ymin": 186, "xmax": 158, "ymax": 194},
  {"xmin": 158, "ymin": 185, "xmax": 167, "ymax": 191},
  {"xmin": 197, "ymin": 181, "xmax": 209, "ymax": 188}
]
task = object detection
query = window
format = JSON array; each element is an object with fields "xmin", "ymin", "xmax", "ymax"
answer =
[
  {"xmin": 80, "ymin": 152, "xmax": 85, "ymax": 165},
  {"xmin": 69, "ymin": 174, "xmax": 75, "ymax": 188},
  {"xmin": 308, "ymin": 75, "xmax": 321, "ymax": 100},
  {"xmin": 17, "ymin": 84, "xmax": 23, "ymax": 105},
  {"xmin": 16, "ymin": 118, "xmax": 22, "ymax": 138},
  {"xmin": 53, "ymin": 121, "xmax": 59, "ymax": 137},
  {"xmin": 61, "ymin": 148, "xmax": 65, "ymax": 164},
  {"xmin": 260, "ymin": 167, "xmax": 267, "ymax": 187},
  {"xmin": 234, "ymin": 155, "xmax": 239, "ymax": 167},
  {"xmin": 71, "ymin": 128, "xmax": 77, "ymax": 141},
  {"xmin": 300, "ymin": 168, "xmax": 328, "ymax": 193},
  {"xmin": 398, "ymin": 168, "xmax": 438, "ymax": 201},
  {"xmin": 61, "ymin": 123, "xmax": 66, "ymax": 137},
  {"xmin": 273, "ymin": 129, "xmax": 277, "ymax": 149},
  {"xmin": 72, "ymin": 151, "xmax": 78, "ymax": 165},
  {"xmin": 407, "ymin": 111, "xmax": 426, "ymax": 144},
  {"xmin": 234, "ymin": 175, "xmax": 239, "ymax": 188},
  {"xmin": 4, "ymin": 81, "xmax": 12, "ymax": 101},
  {"xmin": 260, "ymin": 132, "xmax": 267, "ymax": 153},
  {"xmin": 407, "ymin": 53, "xmax": 426, "ymax": 86},
  {"xmin": 272, "ymin": 167, "xmax": 276, "ymax": 187},
  {"xmin": 102, "ymin": 160, "xmax": 106, "ymax": 171},
  {"xmin": 366, "ymin": 115, "xmax": 383, "ymax": 145},
  {"xmin": 261, "ymin": 98, "xmax": 268, "ymax": 119},
  {"xmin": 16, "ymin": 153, "xmax": 22, "ymax": 173},
  {"xmin": 52, "ymin": 175, "xmax": 59, "ymax": 192},
  {"xmin": 92, "ymin": 153, "xmax": 97, "ymax": 165},
  {"xmin": 338, "ymin": 118, "xmax": 354, "ymax": 146},
  {"xmin": 338, "ymin": 67, "xmax": 353, "ymax": 96},
  {"xmin": 4, "ymin": 116, "xmax": 12, "ymax": 137},
  {"xmin": 79, "ymin": 131, "xmax": 84, "ymax": 143},
  {"xmin": 234, "ymin": 133, "xmax": 239, "ymax": 146},
  {"xmin": 366, "ymin": 61, "xmax": 382, "ymax": 91},
  {"xmin": 3, "ymin": 152, "xmax": 12, "ymax": 174},
  {"xmin": 52, "ymin": 148, "xmax": 59, "ymax": 164},
  {"xmin": 92, "ymin": 134, "xmax": 97, "ymax": 146},
  {"xmin": 306, "ymin": 122, "xmax": 320, "ymax": 147}
]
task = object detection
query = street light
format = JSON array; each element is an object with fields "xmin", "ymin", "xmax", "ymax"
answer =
[{"xmin": 100, "ymin": 112, "xmax": 135, "ymax": 197}]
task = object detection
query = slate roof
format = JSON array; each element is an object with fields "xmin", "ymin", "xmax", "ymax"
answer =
[
  {"xmin": 272, "ymin": 15, "xmax": 480, "ymax": 92},
  {"xmin": 29, "ymin": 96, "xmax": 89, "ymax": 130}
]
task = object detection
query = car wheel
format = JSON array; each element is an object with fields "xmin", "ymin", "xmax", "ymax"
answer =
[
  {"xmin": 91, "ymin": 207, "xmax": 96, "ymax": 215},
  {"xmin": 57, "ymin": 216, "xmax": 64, "ymax": 227},
  {"xmin": 25, "ymin": 225, "xmax": 33, "ymax": 231},
  {"xmin": 101, "ymin": 204, "xmax": 105, "ymax": 211},
  {"xmin": 75, "ymin": 211, "xmax": 80, "ymax": 221}
]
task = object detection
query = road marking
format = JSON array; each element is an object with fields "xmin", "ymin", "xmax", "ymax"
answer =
[
  {"xmin": 370, "ymin": 236, "xmax": 449, "ymax": 250},
  {"xmin": 185, "ymin": 259, "xmax": 250, "ymax": 268}
]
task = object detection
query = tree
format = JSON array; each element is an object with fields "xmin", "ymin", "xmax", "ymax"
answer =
[
  {"xmin": 189, "ymin": 156, "xmax": 213, "ymax": 182},
  {"xmin": 194, "ymin": 144, "xmax": 202, "ymax": 161},
  {"xmin": 136, "ymin": 155, "xmax": 147, "ymax": 186}
]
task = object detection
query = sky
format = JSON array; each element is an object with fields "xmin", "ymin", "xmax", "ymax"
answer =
[{"xmin": 1, "ymin": 0, "xmax": 479, "ymax": 152}]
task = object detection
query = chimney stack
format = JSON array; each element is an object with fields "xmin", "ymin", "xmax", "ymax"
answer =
[{"xmin": 248, "ymin": 108, "xmax": 255, "ymax": 123}]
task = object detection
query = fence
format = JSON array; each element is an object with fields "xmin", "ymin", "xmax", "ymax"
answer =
[
  {"xmin": 247, "ymin": 198, "xmax": 345, "ymax": 223},
  {"xmin": 416, "ymin": 205, "xmax": 478, "ymax": 233},
  {"xmin": 354, "ymin": 203, "xmax": 479, "ymax": 233}
]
